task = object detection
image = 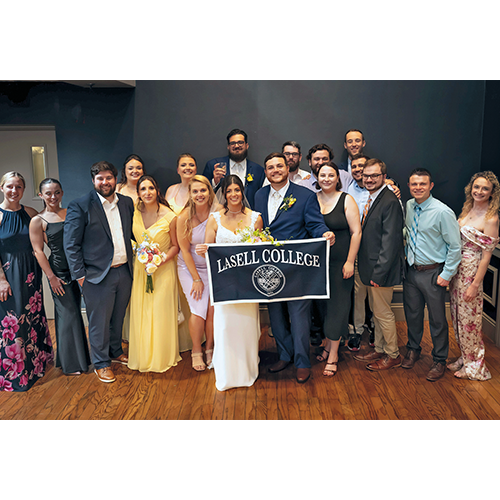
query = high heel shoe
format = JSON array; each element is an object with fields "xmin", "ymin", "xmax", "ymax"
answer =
[
  {"xmin": 205, "ymin": 349, "xmax": 214, "ymax": 370},
  {"xmin": 323, "ymin": 361, "xmax": 338, "ymax": 377},
  {"xmin": 316, "ymin": 349, "xmax": 330, "ymax": 362},
  {"xmin": 191, "ymin": 352, "xmax": 206, "ymax": 372},
  {"xmin": 447, "ymin": 357, "xmax": 464, "ymax": 372}
]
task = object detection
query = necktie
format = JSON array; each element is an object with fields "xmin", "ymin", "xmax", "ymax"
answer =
[
  {"xmin": 269, "ymin": 191, "xmax": 281, "ymax": 223},
  {"xmin": 232, "ymin": 163, "xmax": 244, "ymax": 183},
  {"xmin": 407, "ymin": 205, "xmax": 422, "ymax": 266},
  {"xmin": 361, "ymin": 196, "xmax": 372, "ymax": 225}
]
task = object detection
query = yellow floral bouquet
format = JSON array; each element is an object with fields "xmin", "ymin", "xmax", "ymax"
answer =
[{"xmin": 235, "ymin": 226, "xmax": 281, "ymax": 245}]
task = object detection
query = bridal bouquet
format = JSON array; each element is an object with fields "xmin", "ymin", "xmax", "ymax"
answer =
[
  {"xmin": 236, "ymin": 226, "xmax": 281, "ymax": 245},
  {"xmin": 136, "ymin": 233, "xmax": 166, "ymax": 293}
]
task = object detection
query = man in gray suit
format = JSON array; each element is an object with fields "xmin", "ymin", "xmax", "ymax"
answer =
[{"xmin": 353, "ymin": 159, "xmax": 405, "ymax": 370}]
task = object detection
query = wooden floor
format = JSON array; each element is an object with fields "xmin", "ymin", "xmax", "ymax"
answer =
[{"xmin": 1, "ymin": 319, "xmax": 500, "ymax": 420}]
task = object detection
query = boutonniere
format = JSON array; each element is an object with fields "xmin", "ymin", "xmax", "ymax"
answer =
[
  {"xmin": 246, "ymin": 173, "xmax": 254, "ymax": 183},
  {"xmin": 280, "ymin": 195, "xmax": 297, "ymax": 211}
]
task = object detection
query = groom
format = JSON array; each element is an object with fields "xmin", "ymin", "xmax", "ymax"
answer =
[{"xmin": 254, "ymin": 152, "xmax": 335, "ymax": 383}]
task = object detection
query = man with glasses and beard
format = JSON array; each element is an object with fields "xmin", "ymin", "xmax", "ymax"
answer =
[
  {"xmin": 353, "ymin": 159, "xmax": 405, "ymax": 371},
  {"xmin": 203, "ymin": 128, "xmax": 265, "ymax": 209}
]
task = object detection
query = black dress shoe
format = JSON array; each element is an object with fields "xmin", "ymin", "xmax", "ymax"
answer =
[
  {"xmin": 268, "ymin": 360, "xmax": 291, "ymax": 373},
  {"xmin": 310, "ymin": 332, "xmax": 323, "ymax": 346},
  {"xmin": 347, "ymin": 334, "xmax": 361, "ymax": 352}
]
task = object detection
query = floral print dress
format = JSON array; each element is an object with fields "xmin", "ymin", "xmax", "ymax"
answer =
[
  {"xmin": 0, "ymin": 206, "xmax": 53, "ymax": 391},
  {"xmin": 449, "ymin": 225, "xmax": 499, "ymax": 381}
]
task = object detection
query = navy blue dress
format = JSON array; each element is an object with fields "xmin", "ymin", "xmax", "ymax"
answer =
[
  {"xmin": 0, "ymin": 206, "xmax": 53, "ymax": 392},
  {"xmin": 41, "ymin": 217, "xmax": 90, "ymax": 374}
]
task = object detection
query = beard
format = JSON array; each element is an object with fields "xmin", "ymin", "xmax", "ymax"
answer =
[
  {"xmin": 95, "ymin": 184, "xmax": 116, "ymax": 198},
  {"xmin": 228, "ymin": 149, "xmax": 248, "ymax": 163},
  {"xmin": 287, "ymin": 160, "xmax": 300, "ymax": 173}
]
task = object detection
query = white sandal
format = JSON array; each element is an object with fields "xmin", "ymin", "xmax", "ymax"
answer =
[
  {"xmin": 205, "ymin": 349, "xmax": 214, "ymax": 370},
  {"xmin": 191, "ymin": 351, "xmax": 206, "ymax": 372}
]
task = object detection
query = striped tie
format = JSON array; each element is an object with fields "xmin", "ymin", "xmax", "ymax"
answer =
[
  {"xmin": 361, "ymin": 196, "xmax": 372, "ymax": 225},
  {"xmin": 407, "ymin": 205, "xmax": 422, "ymax": 266}
]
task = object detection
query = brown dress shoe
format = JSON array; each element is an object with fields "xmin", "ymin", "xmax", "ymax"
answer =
[
  {"xmin": 268, "ymin": 359, "xmax": 291, "ymax": 373},
  {"xmin": 296, "ymin": 368, "xmax": 311, "ymax": 383},
  {"xmin": 94, "ymin": 367, "xmax": 116, "ymax": 383},
  {"xmin": 353, "ymin": 350, "xmax": 383, "ymax": 362},
  {"xmin": 401, "ymin": 349, "xmax": 420, "ymax": 369},
  {"xmin": 426, "ymin": 362, "xmax": 446, "ymax": 382},
  {"xmin": 112, "ymin": 353, "xmax": 129, "ymax": 365},
  {"xmin": 366, "ymin": 354, "xmax": 402, "ymax": 371}
]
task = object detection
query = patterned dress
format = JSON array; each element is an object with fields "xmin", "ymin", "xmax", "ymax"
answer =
[
  {"xmin": 449, "ymin": 225, "xmax": 499, "ymax": 381},
  {"xmin": 0, "ymin": 206, "xmax": 53, "ymax": 391}
]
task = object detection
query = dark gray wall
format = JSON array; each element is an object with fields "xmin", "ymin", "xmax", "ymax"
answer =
[
  {"xmin": 0, "ymin": 82, "xmax": 135, "ymax": 205},
  {"xmin": 133, "ymin": 80, "xmax": 486, "ymax": 214}
]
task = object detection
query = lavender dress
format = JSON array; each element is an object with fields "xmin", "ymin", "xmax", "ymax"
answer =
[{"xmin": 177, "ymin": 219, "xmax": 210, "ymax": 320}]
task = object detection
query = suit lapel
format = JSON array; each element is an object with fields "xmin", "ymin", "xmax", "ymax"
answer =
[
  {"xmin": 363, "ymin": 186, "xmax": 386, "ymax": 227},
  {"xmin": 272, "ymin": 184, "xmax": 294, "ymax": 225},
  {"xmin": 90, "ymin": 190, "xmax": 112, "ymax": 240},
  {"xmin": 260, "ymin": 185, "xmax": 271, "ymax": 227}
]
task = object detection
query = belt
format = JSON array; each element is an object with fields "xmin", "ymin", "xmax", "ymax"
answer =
[
  {"xmin": 111, "ymin": 263, "xmax": 126, "ymax": 269},
  {"xmin": 412, "ymin": 263, "xmax": 443, "ymax": 272}
]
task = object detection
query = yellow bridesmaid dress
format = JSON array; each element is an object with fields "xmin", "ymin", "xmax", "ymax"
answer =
[{"xmin": 128, "ymin": 209, "xmax": 181, "ymax": 372}]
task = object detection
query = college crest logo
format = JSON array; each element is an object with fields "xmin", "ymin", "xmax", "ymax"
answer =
[{"xmin": 252, "ymin": 264, "xmax": 286, "ymax": 297}]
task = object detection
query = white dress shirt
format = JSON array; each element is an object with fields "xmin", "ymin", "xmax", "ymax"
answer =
[
  {"xmin": 268, "ymin": 181, "xmax": 290, "ymax": 223},
  {"xmin": 96, "ymin": 192, "xmax": 128, "ymax": 267}
]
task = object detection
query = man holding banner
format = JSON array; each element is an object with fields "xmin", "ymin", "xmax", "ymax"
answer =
[{"xmin": 254, "ymin": 153, "xmax": 335, "ymax": 384}]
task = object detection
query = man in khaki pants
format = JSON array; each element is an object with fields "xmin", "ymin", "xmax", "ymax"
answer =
[{"xmin": 353, "ymin": 159, "xmax": 405, "ymax": 370}]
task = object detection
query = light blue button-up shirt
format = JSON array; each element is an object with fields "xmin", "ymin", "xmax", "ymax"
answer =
[
  {"xmin": 347, "ymin": 180, "xmax": 369, "ymax": 221},
  {"xmin": 404, "ymin": 195, "xmax": 461, "ymax": 281}
]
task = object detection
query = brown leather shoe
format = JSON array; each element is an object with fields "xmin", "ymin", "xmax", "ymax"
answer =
[
  {"xmin": 401, "ymin": 349, "xmax": 420, "ymax": 369},
  {"xmin": 94, "ymin": 367, "xmax": 116, "ymax": 383},
  {"xmin": 268, "ymin": 359, "xmax": 291, "ymax": 373},
  {"xmin": 353, "ymin": 350, "xmax": 383, "ymax": 362},
  {"xmin": 111, "ymin": 353, "xmax": 129, "ymax": 365},
  {"xmin": 296, "ymin": 368, "xmax": 311, "ymax": 384},
  {"xmin": 426, "ymin": 362, "xmax": 446, "ymax": 382},
  {"xmin": 366, "ymin": 354, "xmax": 402, "ymax": 371}
]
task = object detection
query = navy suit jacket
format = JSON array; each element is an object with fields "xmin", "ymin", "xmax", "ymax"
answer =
[
  {"xmin": 202, "ymin": 155, "xmax": 266, "ymax": 209},
  {"xmin": 254, "ymin": 182, "xmax": 330, "ymax": 240},
  {"xmin": 357, "ymin": 186, "xmax": 405, "ymax": 287},
  {"xmin": 64, "ymin": 190, "xmax": 134, "ymax": 284}
]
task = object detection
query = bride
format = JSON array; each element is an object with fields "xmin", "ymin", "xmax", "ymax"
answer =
[{"xmin": 197, "ymin": 175, "xmax": 264, "ymax": 391}]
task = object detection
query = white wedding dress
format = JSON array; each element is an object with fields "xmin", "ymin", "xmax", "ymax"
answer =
[{"xmin": 212, "ymin": 211, "xmax": 261, "ymax": 391}]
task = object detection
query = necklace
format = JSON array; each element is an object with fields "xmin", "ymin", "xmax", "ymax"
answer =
[{"xmin": 228, "ymin": 209, "xmax": 242, "ymax": 214}]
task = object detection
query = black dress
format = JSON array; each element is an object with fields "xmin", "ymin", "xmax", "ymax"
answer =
[
  {"xmin": 322, "ymin": 192, "xmax": 354, "ymax": 341},
  {"xmin": 40, "ymin": 217, "xmax": 90, "ymax": 374},
  {"xmin": 0, "ymin": 206, "xmax": 53, "ymax": 392}
]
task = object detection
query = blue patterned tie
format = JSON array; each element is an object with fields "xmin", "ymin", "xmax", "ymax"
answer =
[{"xmin": 407, "ymin": 205, "xmax": 422, "ymax": 266}]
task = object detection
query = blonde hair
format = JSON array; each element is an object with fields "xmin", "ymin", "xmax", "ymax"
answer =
[
  {"xmin": 182, "ymin": 175, "xmax": 215, "ymax": 240},
  {"xmin": 1, "ymin": 171, "xmax": 26, "ymax": 188},
  {"xmin": 459, "ymin": 171, "xmax": 500, "ymax": 221}
]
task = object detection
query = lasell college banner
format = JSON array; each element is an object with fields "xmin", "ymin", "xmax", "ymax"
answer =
[{"xmin": 206, "ymin": 238, "xmax": 330, "ymax": 305}]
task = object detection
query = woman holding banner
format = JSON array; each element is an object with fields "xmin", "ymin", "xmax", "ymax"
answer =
[
  {"xmin": 198, "ymin": 175, "xmax": 264, "ymax": 391},
  {"xmin": 316, "ymin": 162, "xmax": 361, "ymax": 377}
]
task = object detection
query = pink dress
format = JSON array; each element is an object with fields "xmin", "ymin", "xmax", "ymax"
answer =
[
  {"xmin": 449, "ymin": 225, "xmax": 499, "ymax": 381},
  {"xmin": 177, "ymin": 219, "xmax": 210, "ymax": 320}
]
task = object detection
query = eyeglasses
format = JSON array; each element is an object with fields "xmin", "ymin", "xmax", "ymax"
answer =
[
  {"xmin": 283, "ymin": 152, "xmax": 300, "ymax": 158},
  {"xmin": 228, "ymin": 140, "xmax": 246, "ymax": 147},
  {"xmin": 362, "ymin": 173, "xmax": 383, "ymax": 180}
]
